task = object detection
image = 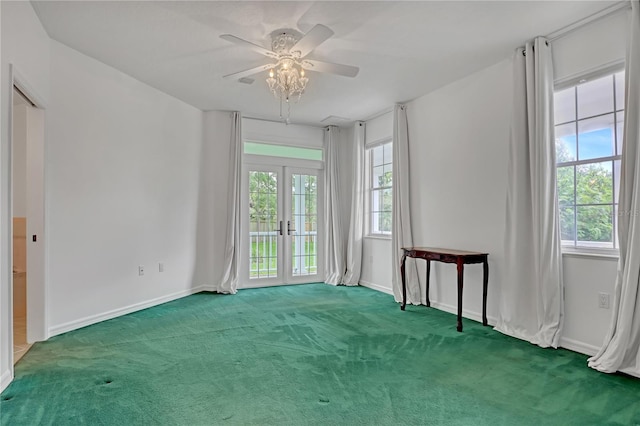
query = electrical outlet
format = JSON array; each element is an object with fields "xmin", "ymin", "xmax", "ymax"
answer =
[
  {"xmin": 598, "ymin": 292, "xmax": 610, "ymax": 309},
  {"xmin": 159, "ymin": 262, "xmax": 164, "ymax": 273},
  {"xmin": 138, "ymin": 265, "xmax": 145, "ymax": 276}
]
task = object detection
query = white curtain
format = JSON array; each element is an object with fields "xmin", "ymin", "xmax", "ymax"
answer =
[
  {"xmin": 324, "ymin": 125, "xmax": 345, "ymax": 285},
  {"xmin": 343, "ymin": 122, "xmax": 365, "ymax": 286},
  {"xmin": 218, "ymin": 112, "xmax": 242, "ymax": 294},
  {"xmin": 588, "ymin": 1, "xmax": 640, "ymax": 376},
  {"xmin": 391, "ymin": 105, "xmax": 420, "ymax": 304},
  {"xmin": 495, "ymin": 38, "xmax": 564, "ymax": 348}
]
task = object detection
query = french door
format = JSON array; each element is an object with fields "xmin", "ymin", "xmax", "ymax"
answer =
[{"xmin": 241, "ymin": 165, "xmax": 323, "ymax": 288}]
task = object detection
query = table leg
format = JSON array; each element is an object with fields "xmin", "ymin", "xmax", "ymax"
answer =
[
  {"xmin": 400, "ymin": 252, "xmax": 407, "ymax": 311},
  {"xmin": 482, "ymin": 257, "xmax": 489, "ymax": 326},
  {"xmin": 426, "ymin": 259, "xmax": 431, "ymax": 307},
  {"xmin": 457, "ymin": 258, "xmax": 464, "ymax": 332}
]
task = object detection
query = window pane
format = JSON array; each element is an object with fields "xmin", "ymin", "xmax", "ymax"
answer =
[
  {"xmin": 577, "ymin": 205, "xmax": 613, "ymax": 246},
  {"xmin": 371, "ymin": 211, "xmax": 380, "ymax": 233},
  {"xmin": 372, "ymin": 165, "xmax": 384, "ymax": 189},
  {"xmin": 244, "ymin": 142, "xmax": 322, "ymax": 161},
  {"xmin": 616, "ymin": 111, "xmax": 625, "ymax": 156},
  {"xmin": 560, "ymin": 206, "xmax": 575, "ymax": 243},
  {"xmin": 382, "ymin": 164, "xmax": 392, "ymax": 187},
  {"xmin": 615, "ymin": 71, "xmax": 625, "ymax": 111},
  {"xmin": 555, "ymin": 123, "xmax": 577, "ymax": 162},
  {"xmin": 372, "ymin": 145, "xmax": 384, "ymax": 167},
  {"xmin": 576, "ymin": 161, "xmax": 613, "ymax": 205},
  {"xmin": 577, "ymin": 114, "xmax": 614, "ymax": 161},
  {"xmin": 577, "ymin": 75, "xmax": 614, "ymax": 119},
  {"xmin": 383, "ymin": 142, "xmax": 392, "ymax": 164},
  {"xmin": 380, "ymin": 212, "xmax": 392, "ymax": 233},
  {"xmin": 557, "ymin": 166, "xmax": 574, "ymax": 206},
  {"xmin": 554, "ymin": 87, "xmax": 575, "ymax": 124}
]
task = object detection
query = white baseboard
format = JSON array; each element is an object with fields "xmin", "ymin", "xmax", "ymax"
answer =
[
  {"xmin": 359, "ymin": 280, "xmax": 393, "ymax": 295},
  {"xmin": 559, "ymin": 336, "xmax": 600, "ymax": 357},
  {"xmin": 428, "ymin": 301, "xmax": 498, "ymax": 327},
  {"xmin": 1, "ymin": 368, "xmax": 13, "ymax": 394},
  {"xmin": 48, "ymin": 285, "xmax": 209, "ymax": 337}
]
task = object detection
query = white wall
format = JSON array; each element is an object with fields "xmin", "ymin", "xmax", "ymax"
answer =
[
  {"xmin": 46, "ymin": 40, "xmax": 204, "ymax": 334},
  {"xmin": 11, "ymin": 104, "xmax": 26, "ymax": 217},
  {"xmin": 1, "ymin": 1, "xmax": 50, "ymax": 393},
  {"xmin": 358, "ymin": 9, "xmax": 629, "ymax": 355},
  {"xmin": 406, "ymin": 59, "xmax": 512, "ymax": 322},
  {"xmin": 548, "ymin": 7, "xmax": 628, "ymax": 354},
  {"xmin": 553, "ymin": 11, "xmax": 628, "ymax": 82},
  {"xmin": 360, "ymin": 111, "xmax": 393, "ymax": 293}
]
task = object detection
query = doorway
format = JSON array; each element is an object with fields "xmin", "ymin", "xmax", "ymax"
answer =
[
  {"xmin": 241, "ymin": 165, "xmax": 324, "ymax": 288},
  {"xmin": 11, "ymin": 84, "xmax": 46, "ymax": 364}
]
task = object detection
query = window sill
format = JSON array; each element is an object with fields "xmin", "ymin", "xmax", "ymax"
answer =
[
  {"xmin": 561, "ymin": 248, "xmax": 619, "ymax": 260},
  {"xmin": 365, "ymin": 235, "xmax": 392, "ymax": 241}
]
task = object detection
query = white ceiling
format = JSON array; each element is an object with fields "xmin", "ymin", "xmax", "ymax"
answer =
[{"xmin": 32, "ymin": 1, "xmax": 618, "ymax": 126}]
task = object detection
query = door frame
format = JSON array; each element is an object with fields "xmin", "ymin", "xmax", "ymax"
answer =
[
  {"xmin": 240, "ymin": 155, "xmax": 324, "ymax": 288},
  {"xmin": 7, "ymin": 65, "xmax": 49, "ymax": 359}
]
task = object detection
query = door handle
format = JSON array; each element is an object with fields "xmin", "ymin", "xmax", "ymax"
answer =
[
  {"xmin": 274, "ymin": 221, "xmax": 283, "ymax": 236},
  {"xmin": 287, "ymin": 220, "xmax": 296, "ymax": 235}
]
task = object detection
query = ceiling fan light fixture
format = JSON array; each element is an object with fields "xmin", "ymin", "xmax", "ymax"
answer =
[{"xmin": 266, "ymin": 55, "xmax": 308, "ymax": 121}]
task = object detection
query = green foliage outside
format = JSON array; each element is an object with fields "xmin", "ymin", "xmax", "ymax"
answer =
[
  {"xmin": 556, "ymin": 138, "xmax": 615, "ymax": 244},
  {"xmin": 250, "ymin": 240, "xmax": 317, "ymax": 278}
]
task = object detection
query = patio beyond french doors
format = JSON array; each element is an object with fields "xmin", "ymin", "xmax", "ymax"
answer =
[{"xmin": 241, "ymin": 165, "xmax": 323, "ymax": 287}]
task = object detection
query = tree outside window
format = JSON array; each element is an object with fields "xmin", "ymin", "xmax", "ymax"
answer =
[{"xmin": 554, "ymin": 71, "xmax": 624, "ymax": 249}]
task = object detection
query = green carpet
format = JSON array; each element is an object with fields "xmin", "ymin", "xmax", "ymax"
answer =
[{"xmin": 2, "ymin": 284, "xmax": 640, "ymax": 425}]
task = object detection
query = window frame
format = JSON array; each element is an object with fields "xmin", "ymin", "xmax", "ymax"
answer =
[
  {"xmin": 365, "ymin": 138, "xmax": 393, "ymax": 238},
  {"xmin": 554, "ymin": 64, "xmax": 625, "ymax": 256}
]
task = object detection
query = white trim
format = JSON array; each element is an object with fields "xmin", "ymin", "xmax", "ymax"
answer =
[
  {"xmin": 365, "ymin": 136, "xmax": 392, "ymax": 149},
  {"xmin": 554, "ymin": 60, "xmax": 625, "ymax": 90},
  {"xmin": 0, "ymin": 369, "xmax": 13, "ymax": 394},
  {"xmin": 547, "ymin": 1, "xmax": 631, "ymax": 42},
  {"xmin": 429, "ymin": 301, "xmax": 498, "ymax": 327},
  {"xmin": 238, "ymin": 281, "xmax": 317, "ymax": 290},
  {"xmin": 359, "ymin": 280, "xmax": 393, "ymax": 295},
  {"xmin": 559, "ymin": 336, "xmax": 601, "ymax": 356},
  {"xmin": 562, "ymin": 250, "xmax": 619, "ymax": 261},
  {"xmin": 48, "ymin": 286, "xmax": 209, "ymax": 337},
  {"xmin": 243, "ymin": 154, "xmax": 323, "ymax": 170}
]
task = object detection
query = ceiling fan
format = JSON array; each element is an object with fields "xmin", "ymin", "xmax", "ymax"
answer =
[{"xmin": 220, "ymin": 24, "xmax": 359, "ymax": 83}]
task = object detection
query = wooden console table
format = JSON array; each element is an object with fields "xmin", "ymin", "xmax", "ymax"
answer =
[{"xmin": 400, "ymin": 247, "xmax": 489, "ymax": 332}]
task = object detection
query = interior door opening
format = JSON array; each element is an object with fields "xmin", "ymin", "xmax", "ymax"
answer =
[{"xmin": 11, "ymin": 84, "xmax": 46, "ymax": 364}]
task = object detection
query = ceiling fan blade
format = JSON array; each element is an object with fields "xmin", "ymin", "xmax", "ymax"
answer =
[
  {"xmin": 291, "ymin": 24, "xmax": 334, "ymax": 58},
  {"xmin": 301, "ymin": 59, "xmax": 359, "ymax": 78},
  {"xmin": 223, "ymin": 63, "xmax": 276, "ymax": 81},
  {"xmin": 220, "ymin": 34, "xmax": 278, "ymax": 59}
]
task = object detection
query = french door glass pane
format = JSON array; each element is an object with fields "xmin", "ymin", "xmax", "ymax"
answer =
[
  {"xmin": 291, "ymin": 174, "xmax": 317, "ymax": 277},
  {"xmin": 249, "ymin": 171, "xmax": 278, "ymax": 279}
]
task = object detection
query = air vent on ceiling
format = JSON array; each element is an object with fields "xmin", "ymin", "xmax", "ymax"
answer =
[{"xmin": 238, "ymin": 77, "xmax": 254, "ymax": 84}]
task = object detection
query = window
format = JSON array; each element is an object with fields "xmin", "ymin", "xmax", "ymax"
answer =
[
  {"xmin": 554, "ymin": 70, "xmax": 625, "ymax": 250},
  {"xmin": 367, "ymin": 141, "xmax": 392, "ymax": 236}
]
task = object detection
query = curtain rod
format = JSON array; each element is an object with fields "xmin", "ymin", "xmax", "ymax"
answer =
[{"xmin": 547, "ymin": 1, "xmax": 631, "ymax": 42}]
